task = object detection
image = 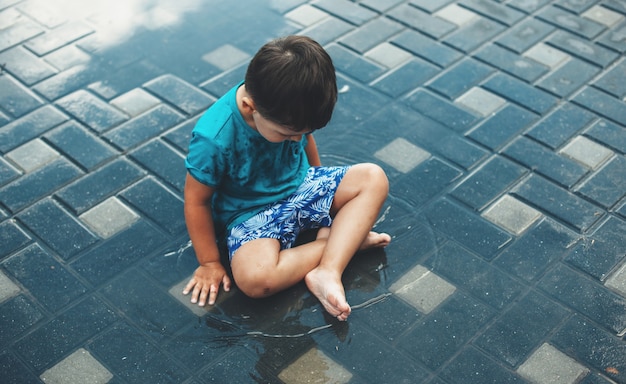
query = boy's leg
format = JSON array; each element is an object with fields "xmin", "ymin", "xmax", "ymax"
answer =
[{"xmin": 305, "ymin": 163, "xmax": 389, "ymax": 320}]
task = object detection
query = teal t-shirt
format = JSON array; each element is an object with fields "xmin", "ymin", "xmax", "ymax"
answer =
[{"xmin": 185, "ymin": 83, "xmax": 310, "ymax": 236}]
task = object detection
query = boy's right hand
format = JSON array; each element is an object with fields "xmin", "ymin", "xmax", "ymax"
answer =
[{"xmin": 183, "ymin": 262, "xmax": 231, "ymax": 306}]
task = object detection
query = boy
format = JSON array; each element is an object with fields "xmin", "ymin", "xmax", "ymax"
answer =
[{"xmin": 183, "ymin": 35, "xmax": 390, "ymax": 321}]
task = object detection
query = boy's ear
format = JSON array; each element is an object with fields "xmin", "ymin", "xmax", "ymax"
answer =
[{"xmin": 241, "ymin": 96, "xmax": 256, "ymax": 114}]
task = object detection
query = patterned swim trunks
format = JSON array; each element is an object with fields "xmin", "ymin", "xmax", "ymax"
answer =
[{"xmin": 226, "ymin": 166, "xmax": 350, "ymax": 260}]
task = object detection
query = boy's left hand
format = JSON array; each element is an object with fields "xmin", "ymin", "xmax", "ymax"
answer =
[{"xmin": 183, "ymin": 262, "xmax": 231, "ymax": 306}]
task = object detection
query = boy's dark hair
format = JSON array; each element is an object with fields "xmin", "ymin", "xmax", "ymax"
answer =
[{"xmin": 245, "ymin": 35, "xmax": 337, "ymax": 133}]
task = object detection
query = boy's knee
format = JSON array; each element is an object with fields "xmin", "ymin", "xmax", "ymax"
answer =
[
  {"xmin": 233, "ymin": 269, "xmax": 275, "ymax": 299},
  {"xmin": 359, "ymin": 163, "xmax": 389, "ymax": 194}
]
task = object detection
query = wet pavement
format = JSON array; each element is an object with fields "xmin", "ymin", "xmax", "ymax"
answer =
[{"xmin": 1, "ymin": 0, "xmax": 626, "ymax": 383}]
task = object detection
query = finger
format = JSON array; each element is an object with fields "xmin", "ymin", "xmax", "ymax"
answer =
[
  {"xmin": 182, "ymin": 278, "xmax": 196, "ymax": 295},
  {"xmin": 208, "ymin": 284, "xmax": 218, "ymax": 305},
  {"xmin": 222, "ymin": 275, "xmax": 231, "ymax": 292},
  {"xmin": 191, "ymin": 284, "xmax": 201, "ymax": 304},
  {"xmin": 198, "ymin": 286, "xmax": 209, "ymax": 306}
]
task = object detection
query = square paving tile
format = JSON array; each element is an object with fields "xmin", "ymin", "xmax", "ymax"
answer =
[
  {"xmin": 517, "ymin": 343, "xmax": 589, "ymax": 384},
  {"xmin": 583, "ymin": 5, "xmax": 625, "ymax": 27},
  {"xmin": 523, "ymin": 42, "xmax": 570, "ymax": 68},
  {"xmin": 374, "ymin": 137, "xmax": 431, "ymax": 174},
  {"xmin": 482, "ymin": 194, "xmax": 542, "ymax": 235},
  {"xmin": 559, "ymin": 135, "xmax": 614, "ymax": 169},
  {"xmin": 79, "ymin": 197, "xmax": 139, "ymax": 239},
  {"xmin": 202, "ymin": 44, "xmax": 251, "ymax": 72},
  {"xmin": 455, "ymin": 86, "xmax": 506, "ymax": 116},
  {"xmin": 435, "ymin": 3, "xmax": 479, "ymax": 26},
  {"xmin": 110, "ymin": 88, "xmax": 160, "ymax": 117},
  {"xmin": 606, "ymin": 261, "xmax": 626, "ymax": 297},
  {"xmin": 390, "ymin": 264, "xmax": 456, "ymax": 314},
  {"xmin": 5, "ymin": 139, "xmax": 59, "ymax": 172},
  {"xmin": 364, "ymin": 42, "xmax": 413, "ymax": 68},
  {"xmin": 39, "ymin": 348, "xmax": 113, "ymax": 384},
  {"xmin": 0, "ymin": 270, "xmax": 20, "ymax": 304},
  {"xmin": 278, "ymin": 347, "xmax": 352, "ymax": 384},
  {"xmin": 285, "ymin": 4, "xmax": 329, "ymax": 26}
]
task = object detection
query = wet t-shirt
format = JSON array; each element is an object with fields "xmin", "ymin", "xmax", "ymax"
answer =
[{"xmin": 185, "ymin": 82, "xmax": 310, "ymax": 236}]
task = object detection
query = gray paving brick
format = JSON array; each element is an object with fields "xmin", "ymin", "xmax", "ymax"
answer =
[
  {"xmin": 40, "ymin": 348, "xmax": 113, "ymax": 384},
  {"xmin": 312, "ymin": 0, "xmax": 377, "ymax": 25},
  {"xmin": 559, "ymin": 135, "xmax": 613, "ymax": 169},
  {"xmin": 482, "ymin": 194, "xmax": 542, "ymax": 235},
  {"xmin": 365, "ymin": 41, "xmax": 413, "ymax": 68},
  {"xmin": 6, "ymin": 139, "xmax": 59, "ymax": 172},
  {"xmin": 511, "ymin": 174, "xmax": 602, "ymax": 231},
  {"xmin": 0, "ymin": 269, "xmax": 20, "ymax": 304},
  {"xmin": 456, "ymin": 86, "xmax": 506, "ymax": 116},
  {"xmin": 80, "ymin": 197, "xmax": 139, "ymax": 239},
  {"xmin": 0, "ymin": 46, "xmax": 57, "ymax": 85},
  {"xmin": 279, "ymin": 348, "xmax": 352, "ymax": 384},
  {"xmin": 517, "ymin": 343, "xmax": 589, "ymax": 384},
  {"xmin": 388, "ymin": 3, "xmax": 457, "ymax": 38},
  {"xmin": 496, "ymin": 17, "xmax": 555, "ymax": 53},
  {"xmin": 374, "ymin": 137, "xmax": 430, "ymax": 173},
  {"xmin": 583, "ymin": 4, "xmax": 625, "ymax": 28},
  {"xmin": 523, "ymin": 42, "xmax": 571, "ymax": 68},
  {"xmin": 606, "ymin": 261, "xmax": 626, "ymax": 297},
  {"xmin": 435, "ymin": 3, "xmax": 479, "ymax": 26},
  {"xmin": 285, "ymin": 4, "xmax": 329, "ymax": 26},
  {"xmin": 339, "ymin": 17, "xmax": 404, "ymax": 53},
  {"xmin": 110, "ymin": 88, "xmax": 160, "ymax": 117},
  {"xmin": 547, "ymin": 30, "xmax": 619, "ymax": 67},
  {"xmin": 390, "ymin": 264, "xmax": 455, "ymax": 314}
]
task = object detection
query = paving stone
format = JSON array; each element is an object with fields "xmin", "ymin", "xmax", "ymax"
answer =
[
  {"xmin": 14, "ymin": 295, "xmax": 118, "ymax": 372},
  {"xmin": 0, "ymin": 46, "xmax": 57, "ymax": 85},
  {"xmin": 424, "ymin": 198, "xmax": 512, "ymax": 259},
  {"xmin": 130, "ymin": 140, "xmax": 186, "ymax": 192},
  {"xmin": 120, "ymin": 177, "xmax": 185, "ymax": 236},
  {"xmin": 87, "ymin": 59, "xmax": 166, "ymax": 100},
  {"xmin": 583, "ymin": 4, "xmax": 625, "ymax": 27},
  {"xmin": 468, "ymin": 104, "xmax": 538, "ymax": 150},
  {"xmin": 55, "ymin": 90, "xmax": 127, "ymax": 133},
  {"xmin": 326, "ymin": 43, "xmax": 385, "ymax": 83},
  {"xmin": 451, "ymin": 155, "xmax": 527, "ymax": 210},
  {"xmin": 3, "ymin": 244, "xmax": 88, "ymax": 312},
  {"xmin": 551, "ymin": 315, "xmax": 626, "ymax": 383},
  {"xmin": 482, "ymin": 73, "xmax": 558, "ymax": 115},
  {"xmin": 163, "ymin": 118, "xmax": 195, "ymax": 153},
  {"xmin": 537, "ymin": 5, "xmax": 606, "ymax": 39},
  {"xmin": 476, "ymin": 291, "xmax": 570, "ymax": 367},
  {"xmin": 556, "ymin": 0, "xmax": 598, "ymax": 14},
  {"xmin": 6, "ymin": 139, "xmax": 59, "ymax": 172},
  {"xmin": 459, "ymin": 0, "xmax": 525, "ymax": 26},
  {"xmin": 474, "ymin": 43, "xmax": 550, "ymax": 82},
  {"xmin": 364, "ymin": 42, "xmax": 413, "ymax": 68},
  {"xmin": 0, "ymin": 349, "xmax": 42, "ymax": 384},
  {"xmin": 104, "ymin": 104, "xmax": 185, "ymax": 150},
  {"xmin": 573, "ymin": 86, "xmax": 626, "ymax": 125},
  {"xmin": 606, "ymin": 261, "xmax": 626, "ymax": 297},
  {"xmin": 285, "ymin": 4, "xmax": 329, "ymax": 26},
  {"xmin": 338, "ymin": 16, "xmax": 404, "ymax": 53},
  {"xmin": 388, "ymin": 3, "xmax": 457, "ymax": 38},
  {"xmin": 312, "ymin": 0, "xmax": 377, "ymax": 25},
  {"xmin": 79, "ymin": 197, "xmax": 139, "ymax": 239},
  {"xmin": 523, "ymin": 42, "xmax": 571, "ymax": 68},
  {"xmin": 0, "ymin": 295, "xmax": 45, "ymax": 348},
  {"xmin": 15, "ymin": 0, "xmax": 66, "ymax": 28},
  {"xmin": 455, "ymin": 86, "xmax": 506, "ymax": 117},
  {"xmin": 278, "ymin": 347, "xmax": 352, "ymax": 384},
  {"xmin": 56, "ymin": 158, "xmax": 144, "ymax": 213},
  {"xmin": 0, "ymin": 18, "xmax": 43, "ymax": 51},
  {"xmin": 362, "ymin": 0, "xmax": 405, "ymax": 12},
  {"xmin": 537, "ymin": 58, "xmax": 600, "ymax": 97},
  {"xmin": 143, "ymin": 75, "xmax": 215, "ymax": 116},
  {"xmin": 445, "ymin": 18, "xmax": 506, "ymax": 53},
  {"xmin": 496, "ymin": 17, "xmax": 555, "ymax": 53},
  {"xmin": 89, "ymin": 321, "xmax": 190, "ymax": 383},
  {"xmin": 43, "ymin": 45, "xmax": 91, "ymax": 71},
  {"xmin": 547, "ymin": 30, "xmax": 619, "ymax": 67},
  {"xmin": 397, "ymin": 292, "xmax": 495, "ymax": 370},
  {"xmin": 372, "ymin": 58, "xmax": 439, "ymax": 97},
  {"xmin": 482, "ymin": 194, "xmax": 542, "ymax": 235},
  {"xmin": 585, "ymin": 120, "xmax": 626, "ymax": 154},
  {"xmin": 409, "ymin": 0, "xmax": 455, "ymax": 12},
  {"xmin": 44, "ymin": 121, "xmax": 117, "ymax": 170},
  {"xmin": 110, "ymin": 88, "xmax": 160, "ymax": 117},
  {"xmin": 593, "ymin": 58, "xmax": 626, "ymax": 99},
  {"xmin": 597, "ymin": 19, "xmax": 626, "ymax": 53},
  {"xmin": 39, "ymin": 348, "xmax": 113, "ymax": 384},
  {"xmin": 304, "ymin": 19, "xmax": 357, "ymax": 47},
  {"xmin": 390, "ymin": 264, "xmax": 455, "ymax": 314},
  {"xmin": 540, "ymin": 263, "xmax": 626, "ymax": 333},
  {"xmin": 200, "ymin": 44, "xmax": 251, "ymax": 73},
  {"xmin": 71, "ymin": 220, "xmax": 167, "ymax": 286},
  {"xmin": 603, "ymin": 0, "xmax": 626, "ymax": 15},
  {"xmin": 527, "ymin": 103, "xmax": 596, "ymax": 149},
  {"xmin": 0, "ymin": 219, "xmax": 31, "ymax": 260},
  {"xmin": 18, "ymin": 198, "xmax": 97, "ymax": 260},
  {"xmin": 391, "ymin": 29, "xmax": 463, "ymax": 67},
  {"xmin": 566, "ymin": 216, "xmax": 626, "ymax": 281},
  {"xmin": 559, "ymin": 135, "xmax": 613, "ymax": 169},
  {"xmin": 24, "ymin": 20, "xmax": 93, "ymax": 56},
  {"xmin": 512, "ymin": 174, "xmax": 602, "ymax": 231},
  {"xmin": 0, "ymin": 157, "xmax": 20, "ymax": 187},
  {"xmin": 427, "ymin": 58, "xmax": 494, "ymax": 100},
  {"xmin": 435, "ymin": 3, "xmax": 479, "ymax": 26},
  {"xmin": 198, "ymin": 347, "xmax": 276, "ymax": 383},
  {"xmin": 576, "ymin": 156, "xmax": 626, "ymax": 208},
  {"xmin": 0, "ymin": 157, "xmax": 83, "ymax": 213},
  {"xmin": 0, "ymin": 75, "xmax": 44, "ymax": 118},
  {"xmin": 393, "ymin": 157, "xmax": 462, "ymax": 207},
  {"xmin": 495, "ymin": 219, "xmax": 577, "ymax": 281},
  {"xmin": 508, "ymin": 0, "xmax": 552, "ymax": 13},
  {"xmin": 503, "ymin": 137, "xmax": 588, "ymax": 188},
  {"xmin": 405, "ymin": 89, "xmax": 479, "ymax": 133},
  {"xmin": 440, "ymin": 347, "xmax": 524, "ymax": 384},
  {"xmin": 0, "ymin": 269, "xmax": 20, "ymax": 304},
  {"xmin": 424, "ymin": 242, "xmax": 524, "ymax": 309},
  {"xmin": 374, "ymin": 137, "xmax": 430, "ymax": 174},
  {"xmin": 33, "ymin": 65, "xmax": 100, "ymax": 101},
  {"xmin": 517, "ymin": 343, "xmax": 589, "ymax": 384},
  {"xmin": 352, "ymin": 294, "xmax": 421, "ymax": 342}
]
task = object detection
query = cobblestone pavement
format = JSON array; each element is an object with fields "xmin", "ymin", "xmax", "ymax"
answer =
[{"xmin": 1, "ymin": 0, "xmax": 626, "ymax": 383}]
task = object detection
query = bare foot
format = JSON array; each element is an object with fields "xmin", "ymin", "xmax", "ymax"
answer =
[
  {"xmin": 316, "ymin": 228, "xmax": 391, "ymax": 251},
  {"xmin": 305, "ymin": 268, "xmax": 351, "ymax": 321}
]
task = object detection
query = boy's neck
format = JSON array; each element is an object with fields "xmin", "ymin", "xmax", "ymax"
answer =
[{"xmin": 236, "ymin": 84, "xmax": 256, "ymax": 129}]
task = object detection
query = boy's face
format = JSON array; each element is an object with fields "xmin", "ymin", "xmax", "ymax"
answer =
[{"xmin": 252, "ymin": 110, "xmax": 308, "ymax": 143}]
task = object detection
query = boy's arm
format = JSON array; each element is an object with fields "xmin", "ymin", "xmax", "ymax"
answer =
[
  {"xmin": 182, "ymin": 173, "xmax": 231, "ymax": 306},
  {"xmin": 305, "ymin": 134, "xmax": 321, "ymax": 166}
]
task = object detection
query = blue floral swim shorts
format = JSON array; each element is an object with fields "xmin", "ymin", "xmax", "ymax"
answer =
[{"xmin": 226, "ymin": 166, "xmax": 350, "ymax": 260}]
